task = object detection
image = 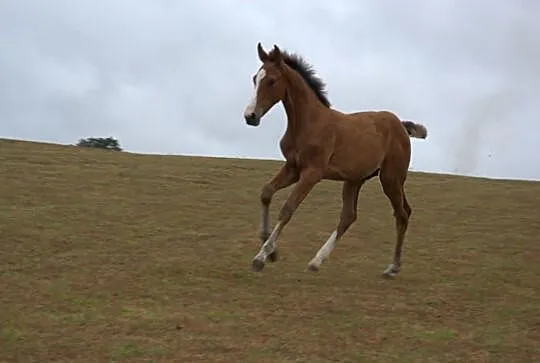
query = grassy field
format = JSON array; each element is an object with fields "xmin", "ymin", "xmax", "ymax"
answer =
[{"xmin": 1, "ymin": 138, "xmax": 539, "ymax": 363}]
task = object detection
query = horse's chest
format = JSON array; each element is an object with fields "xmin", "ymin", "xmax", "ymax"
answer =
[
  {"xmin": 280, "ymin": 135, "xmax": 332, "ymax": 168},
  {"xmin": 279, "ymin": 139, "xmax": 296, "ymax": 160},
  {"xmin": 281, "ymin": 148, "xmax": 298, "ymax": 165}
]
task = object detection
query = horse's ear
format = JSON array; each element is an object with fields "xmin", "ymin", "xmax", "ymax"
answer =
[
  {"xmin": 270, "ymin": 44, "xmax": 283, "ymax": 64},
  {"xmin": 257, "ymin": 42, "xmax": 268, "ymax": 62}
]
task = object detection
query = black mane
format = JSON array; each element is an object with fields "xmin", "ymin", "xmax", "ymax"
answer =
[{"xmin": 273, "ymin": 49, "xmax": 331, "ymax": 108}]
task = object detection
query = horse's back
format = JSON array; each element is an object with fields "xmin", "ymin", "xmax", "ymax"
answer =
[
  {"xmin": 346, "ymin": 110, "xmax": 403, "ymax": 126},
  {"xmin": 340, "ymin": 109, "xmax": 412, "ymax": 167},
  {"xmin": 339, "ymin": 110, "xmax": 408, "ymax": 141},
  {"xmin": 357, "ymin": 111, "xmax": 412, "ymax": 172}
]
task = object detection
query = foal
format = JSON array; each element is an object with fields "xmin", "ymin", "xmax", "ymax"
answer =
[{"xmin": 243, "ymin": 43, "xmax": 428, "ymax": 277}]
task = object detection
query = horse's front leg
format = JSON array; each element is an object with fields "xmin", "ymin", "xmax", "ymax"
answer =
[
  {"xmin": 259, "ymin": 162, "xmax": 298, "ymax": 262},
  {"xmin": 253, "ymin": 167, "xmax": 322, "ymax": 271}
]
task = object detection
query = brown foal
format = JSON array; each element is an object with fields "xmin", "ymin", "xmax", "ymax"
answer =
[{"xmin": 243, "ymin": 43, "xmax": 428, "ymax": 277}]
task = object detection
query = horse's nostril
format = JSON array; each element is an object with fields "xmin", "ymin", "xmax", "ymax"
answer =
[{"xmin": 245, "ymin": 112, "xmax": 260, "ymax": 126}]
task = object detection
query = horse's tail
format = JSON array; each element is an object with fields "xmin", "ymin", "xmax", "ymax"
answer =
[{"xmin": 401, "ymin": 121, "xmax": 428, "ymax": 139}]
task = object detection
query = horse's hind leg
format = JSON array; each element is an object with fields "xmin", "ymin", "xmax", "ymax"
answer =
[
  {"xmin": 308, "ymin": 181, "xmax": 363, "ymax": 271},
  {"xmin": 379, "ymin": 169, "xmax": 411, "ymax": 278}
]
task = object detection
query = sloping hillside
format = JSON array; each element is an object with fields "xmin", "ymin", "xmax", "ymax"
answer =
[{"xmin": 1, "ymin": 138, "xmax": 539, "ymax": 363}]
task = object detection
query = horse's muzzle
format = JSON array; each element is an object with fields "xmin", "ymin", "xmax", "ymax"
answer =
[{"xmin": 245, "ymin": 113, "xmax": 260, "ymax": 127}]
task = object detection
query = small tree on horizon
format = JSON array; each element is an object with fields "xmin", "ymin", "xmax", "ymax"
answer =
[{"xmin": 76, "ymin": 137, "xmax": 123, "ymax": 151}]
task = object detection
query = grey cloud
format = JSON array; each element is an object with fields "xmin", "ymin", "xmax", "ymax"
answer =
[{"xmin": 0, "ymin": 0, "xmax": 538, "ymax": 180}]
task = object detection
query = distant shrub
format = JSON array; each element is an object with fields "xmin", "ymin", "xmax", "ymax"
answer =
[{"xmin": 76, "ymin": 137, "xmax": 123, "ymax": 151}]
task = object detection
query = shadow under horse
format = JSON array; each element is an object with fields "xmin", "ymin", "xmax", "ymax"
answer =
[{"xmin": 243, "ymin": 42, "xmax": 428, "ymax": 278}]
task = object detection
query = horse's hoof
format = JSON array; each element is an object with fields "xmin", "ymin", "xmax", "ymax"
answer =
[
  {"xmin": 381, "ymin": 271, "xmax": 397, "ymax": 279},
  {"xmin": 381, "ymin": 264, "xmax": 400, "ymax": 279},
  {"xmin": 268, "ymin": 249, "xmax": 279, "ymax": 263},
  {"xmin": 252, "ymin": 258, "xmax": 265, "ymax": 272},
  {"xmin": 307, "ymin": 263, "xmax": 319, "ymax": 272}
]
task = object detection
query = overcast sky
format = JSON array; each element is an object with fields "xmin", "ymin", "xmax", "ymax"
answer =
[{"xmin": 1, "ymin": 1, "xmax": 539, "ymax": 180}]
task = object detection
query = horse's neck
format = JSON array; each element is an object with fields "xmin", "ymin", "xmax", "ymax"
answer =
[{"xmin": 281, "ymin": 69, "xmax": 321, "ymax": 138}]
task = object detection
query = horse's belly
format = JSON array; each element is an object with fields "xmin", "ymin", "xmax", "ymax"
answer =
[
  {"xmin": 324, "ymin": 163, "xmax": 380, "ymax": 182},
  {"xmin": 324, "ymin": 146, "xmax": 384, "ymax": 182},
  {"xmin": 322, "ymin": 168, "xmax": 346, "ymax": 181}
]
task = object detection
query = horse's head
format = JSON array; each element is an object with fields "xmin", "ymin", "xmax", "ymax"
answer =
[{"xmin": 243, "ymin": 42, "xmax": 287, "ymax": 127}]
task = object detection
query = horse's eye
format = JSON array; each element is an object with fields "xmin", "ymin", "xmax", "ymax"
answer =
[{"xmin": 267, "ymin": 78, "xmax": 276, "ymax": 86}]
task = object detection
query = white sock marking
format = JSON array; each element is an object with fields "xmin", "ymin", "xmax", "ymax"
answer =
[
  {"xmin": 244, "ymin": 68, "xmax": 266, "ymax": 118},
  {"xmin": 383, "ymin": 263, "xmax": 400, "ymax": 276},
  {"xmin": 309, "ymin": 230, "xmax": 338, "ymax": 269},
  {"xmin": 253, "ymin": 221, "xmax": 280, "ymax": 262}
]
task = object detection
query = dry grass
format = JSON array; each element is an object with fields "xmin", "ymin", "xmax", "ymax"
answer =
[{"xmin": 1, "ymin": 138, "xmax": 539, "ymax": 363}]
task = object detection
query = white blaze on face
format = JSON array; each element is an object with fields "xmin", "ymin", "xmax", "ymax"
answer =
[{"xmin": 244, "ymin": 68, "xmax": 266, "ymax": 118}]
